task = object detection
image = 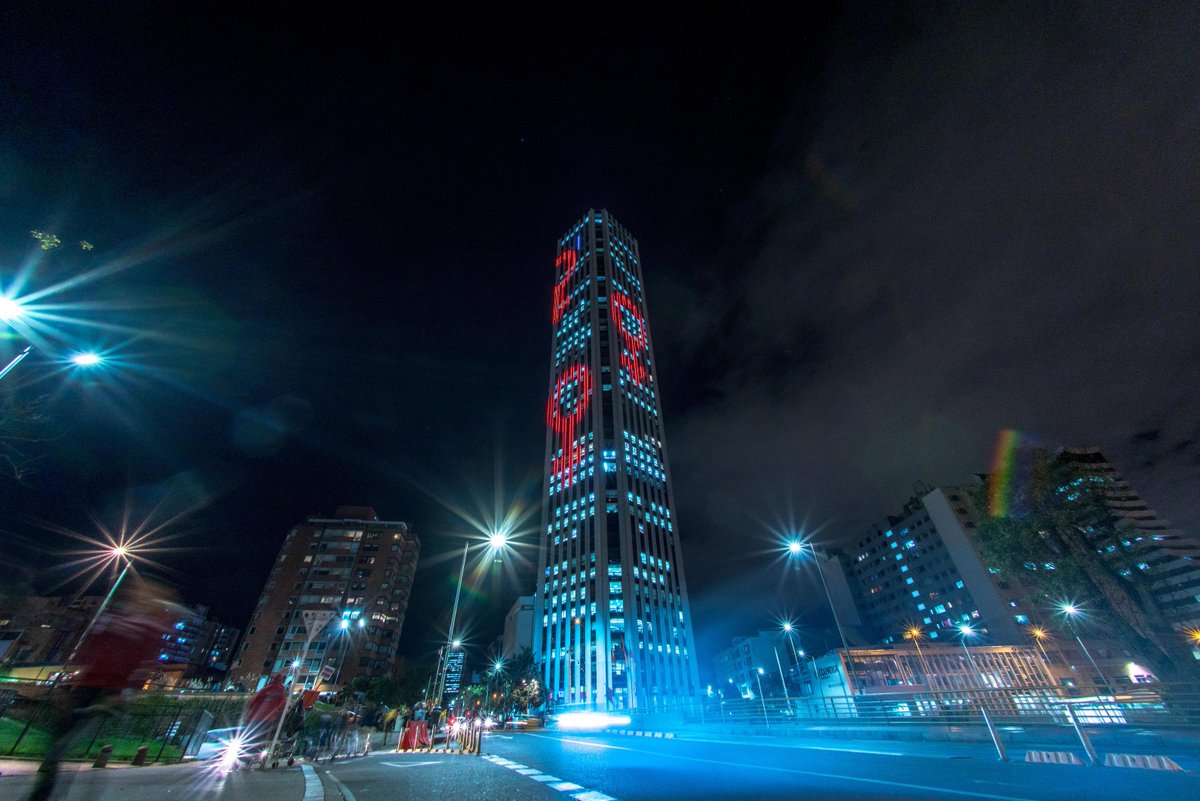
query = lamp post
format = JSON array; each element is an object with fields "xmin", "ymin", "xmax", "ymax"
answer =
[
  {"xmin": 0, "ymin": 344, "xmax": 32, "ymax": 381},
  {"xmin": 1027, "ymin": 627, "xmax": 1058, "ymax": 685},
  {"xmin": 754, "ymin": 667, "xmax": 769, "ymax": 728},
  {"xmin": 958, "ymin": 624, "xmax": 1007, "ymax": 761},
  {"xmin": 7, "ymin": 545, "xmax": 132, "ymax": 755},
  {"xmin": 787, "ymin": 540, "xmax": 857, "ymax": 693},
  {"xmin": 780, "ymin": 622, "xmax": 802, "ymax": 665},
  {"xmin": 332, "ymin": 616, "xmax": 366, "ymax": 689},
  {"xmin": 432, "ymin": 532, "xmax": 511, "ymax": 707},
  {"xmin": 904, "ymin": 626, "xmax": 933, "ymax": 688},
  {"xmin": 1058, "ymin": 604, "xmax": 1111, "ymax": 694},
  {"xmin": 773, "ymin": 646, "xmax": 791, "ymax": 708}
]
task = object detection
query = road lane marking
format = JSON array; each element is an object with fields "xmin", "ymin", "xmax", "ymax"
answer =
[
  {"xmin": 482, "ymin": 750, "xmax": 610, "ymax": 798},
  {"xmin": 528, "ymin": 733, "xmax": 1038, "ymax": 801},
  {"xmin": 572, "ymin": 792, "xmax": 616, "ymax": 801},
  {"xmin": 380, "ymin": 760, "xmax": 443, "ymax": 767},
  {"xmin": 325, "ymin": 771, "xmax": 360, "ymax": 801}
]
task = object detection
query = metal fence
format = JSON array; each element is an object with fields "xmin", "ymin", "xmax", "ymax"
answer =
[
  {"xmin": 1, "ymin": 681, "xmax": 249, "ymax": 763},
  {"xmin": 627, "ymin": 683, "xmax": 1200, "ymax": 732}
]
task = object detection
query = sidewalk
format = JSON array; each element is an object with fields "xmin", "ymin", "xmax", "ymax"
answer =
[{"xmin": 0, "ymin": 759, "xmax": 310, "ymax": 799}]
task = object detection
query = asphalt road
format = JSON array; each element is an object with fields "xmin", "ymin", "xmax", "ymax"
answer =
[
  {"xmin": 314, "ymin": 729, "xmax": 1200, "ymax": 801},
  {"xmin": 4, "ymin": 730, "xmax": 1195, "ymax": 801}
]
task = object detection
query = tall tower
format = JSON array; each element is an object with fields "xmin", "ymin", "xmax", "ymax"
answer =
[{"xmin": 533, "ymin": 210, "xmax": 700, "ymax": 712}]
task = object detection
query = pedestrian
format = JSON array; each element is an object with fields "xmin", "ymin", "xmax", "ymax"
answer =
[
  {"xmin": 25, "ymin": 580, "xmax": 178, "ymax": 801},
  {"xmin": 242, "ymin": 673, "xmax": 287, "ymax": 763}
]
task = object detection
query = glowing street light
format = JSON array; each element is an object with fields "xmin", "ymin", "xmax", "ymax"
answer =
[
  {"xmin": 780, "ymin": 621, "xmax": 801, "ymax": 665},
  {"xmin": 0, "ymin": 296, "xmax": 25, "ymax": 323},
  {"xmin": 1057, "ymin": 602, "xmax": 1111, "ymax": 692},
  {"xmin": 432, "ymin": 534, "xmax": 514, "ymax": 706},
  {"xmin": 904, "ymin": 625, "xmax": 933, "ymax": 685},
  {"xmin": 70, "ymin": 352, "xmax": 103, "ymax": 366},
  {"xmin": 785, "ymin": 538, "xmax": 856, "ymax": 692},
  {"xmin": 958, "ymin": 623, "xmax": 1008, "ymax": 761}
]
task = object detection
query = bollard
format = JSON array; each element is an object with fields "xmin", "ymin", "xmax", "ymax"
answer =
[
  {"xmin": 131, "ymin": 745, "xmax": 149, "ymax": 766},
  {"xmin": 92, "ymin": 745, "xmax": 114, "ymax": 769}
]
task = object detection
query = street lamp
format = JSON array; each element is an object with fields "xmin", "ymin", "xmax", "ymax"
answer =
[
  {"xmin": 1057, "ymin": 603, "xmax": 1111, "ymax": 693},
  {"xmin": 70, "ymin": 352, "xmax": 103, "ymax": 366},
  {"xmin": 786, "ymin": 539, "xmax": 856, "ymax": 693},
  {"xmin": 1026, "ymin": 626, "xmax": 1058, "ymax": 685},
  {"xmin": 432, "ymin": 533, "xmax": 512, "ymax": 706},
  {"xmin": 7, "ymin": 542, "xmax": 135, "ymax": 755},
  {"xmin": 904, "ymin": 626, "xmax": 933, "ymax": 687},
  {"xmin": 780, "ymin": 622, "xmax": 801, "ymax": 666},
  {"xmin": 0, "ymin": 296, "xmax": 24, "ymax": 323},
  {"xmin": 958, "ymin": 624, "xmax": 1008, "ymax": 761},
  {"xmin": 754, "ymin": 667, "xmax": 769, "ymax": 728}
]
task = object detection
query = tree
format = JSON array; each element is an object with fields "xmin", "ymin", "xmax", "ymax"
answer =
[
  {"xmin": 973, "ymin": 447, "xmax": 1199, "ymax": 683},
  {"xmin": 366, "ymin": 676, "xmax": 402, "ymax": 707},
  {"xmin": 0, "ymin": 392, "xmax": 55, "ymax": 481}
]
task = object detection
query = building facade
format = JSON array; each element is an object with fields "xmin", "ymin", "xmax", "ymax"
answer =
[
  {"xmin": 233, "ymin": 506, "xmax": 419, "ymax": 691},
  {"xmin": 1057, "ymin": 447, "xmax": 1200, "ymax": 630},
  {"xmin": 0, "ymin": 595, "xmax": 101, "ymax": 674},
  {"xmin": 713, "ymin": 632, "xmax": 797, "ymax": 699},
  {"xmin": 157, "ymin": 604, "xmax": 240, "ymax": 679},
  {"xmin": 834, "ymin": 484, "xmax": 1034, "ymax": 647},
  {"xmin": 502, "ymin": 595, "xmax": 534, "ymax": 661},
  {"xmin": 533, "ymin": 210, "xmax": 700, "ymax": 711}
]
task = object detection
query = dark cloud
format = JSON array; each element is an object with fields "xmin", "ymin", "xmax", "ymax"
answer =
[{"xmin": 656, "ymin": 2, "xmax": 1200, "ymax": 657}]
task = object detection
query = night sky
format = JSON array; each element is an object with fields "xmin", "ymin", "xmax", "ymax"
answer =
[{"xmin": 1, "ymin": 3, "xmax": 1197, "ymax": 676}]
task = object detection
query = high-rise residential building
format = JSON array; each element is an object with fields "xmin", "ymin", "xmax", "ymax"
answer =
[
  {"xmin": 233, "ymin": 506, "xmax": 419, "ymax": 691},
  {"xmin": 533, "ymin": 210, "xmax": 700, "ymax": 712},
  {"xmin": 156, "ymin": 604, "xmax": 240, "ymax": 678},
  {"xmin": 1056, "ymin": 447, "xmax": 1200, "ymax": 630},
  {"xmin": 833, "ymin": 484, "xmax": 1035, "ymax": 647}
]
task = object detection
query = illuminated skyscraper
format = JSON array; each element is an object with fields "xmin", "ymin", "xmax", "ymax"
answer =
[{"xmin": 533, "ymin": 210, "xmax": 700, "ymax": 711}]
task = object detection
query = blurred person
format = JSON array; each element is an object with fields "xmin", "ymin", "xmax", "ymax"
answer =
[
  {"xmin": 240, "ymin": 673, "xmax": 287, "ymax": 764},
  {"xmin": 26, "ymin": 579, "xmax": 179, "ymax": 801}
]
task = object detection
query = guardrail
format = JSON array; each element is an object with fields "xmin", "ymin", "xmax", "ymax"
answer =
[
  {"xmin": 1, "ymin": 680, "xmax": 249, "ymax": 762},
  {"xmin": 691, "ymin": 684, "xmax": 1200, "ymax": 729}
]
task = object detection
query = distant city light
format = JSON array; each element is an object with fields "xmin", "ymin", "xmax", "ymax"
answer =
[
  {"xmin": 959, "ymin": 624, "xmax": 976, "ymax": 638},
  {"xmin": 339, "ymin": 619, "xmax": 350, "ymax": 630}
]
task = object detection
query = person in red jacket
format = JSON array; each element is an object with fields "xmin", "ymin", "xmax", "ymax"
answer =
[
  {"xmin": 26, "ymin": 580, "xmax": 177, "ymax": 801},
  {"xmin": 241, "ymin": 673, "xmax": 288, "ymax": 762}
]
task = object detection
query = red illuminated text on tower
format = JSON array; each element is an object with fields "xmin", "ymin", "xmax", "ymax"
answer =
[
  {"xmin": 547, "ymin": 362, "xmax": 592, "ymax": 485},
  {"xmin": 609, "ymin": 291, "xmax": 647, "ymax": 385},
  {"xmin": 551, "ymin": 249, "xmax": 579, "ymax": 324}
]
